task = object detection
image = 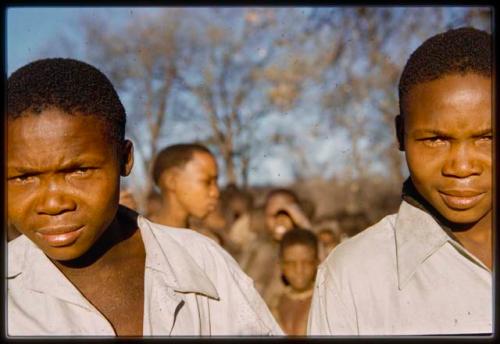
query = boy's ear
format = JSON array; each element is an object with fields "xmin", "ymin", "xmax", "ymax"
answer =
[
  {"xmin": 120, "ymin": 140, "xmax": 134, "ymax": 176},
  {"xmin": 161, "ymin": 168, "xmax": 178, "ymax": 192},
  {"xmin": 395, "ymin": 115, "xmax": 405, "ymax": 151}
]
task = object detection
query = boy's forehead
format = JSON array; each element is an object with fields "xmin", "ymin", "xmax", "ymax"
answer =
[
  {"xmin": 7, "ymin": 110, "xmax": 117, "ymax": 163},
  {"xmin": 8, "ymin": 109, "xmax": 115, "ymax": 145},
  {"xmin": 184, "ymin": 151, "xmax": 218, "ymax": 172},
  {"xmin": 284, "ymin": 242, "xmax": 315, "ymax": 252},
  {"xmin": 403, "ymin": 73, "xmax": 491, "ymax": 127},
  {"xmin": 403, "ymin": 73, "xmax": 491, "ymax": 111}
]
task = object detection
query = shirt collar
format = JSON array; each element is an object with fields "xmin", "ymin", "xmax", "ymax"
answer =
[
  {"xmin": 395, "ymin": 200, "xmax": 449, "ymax": 290},
  {"xmin": 8, "ymin": 235, "xmax": 97, "ymax": 311},
  {"xmin": 395, "ymin": 190, "xmax": 490, "ymax": 290},
  {"xmin": 137, "ymin": 215, "xmax": 220, "ymax": 300},
  {"xmin": 7, "ymin": 214, "xmax": 219, "ymax": 308}
]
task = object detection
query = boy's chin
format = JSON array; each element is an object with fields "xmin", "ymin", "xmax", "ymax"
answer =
[
  {"xmin": 37, "ymin": 239, "xmax": 93, "ymax": 262},
  {"xmin": 436, "ymin": 206, "xmax": 491, "ymax": 229},
  {"xmin": 42, "ymin": 246, "xmax": 85, "ymax": 262},
  {"xmin": 193, "ymin": 209, "xmax": 210, "ymax": 220}
]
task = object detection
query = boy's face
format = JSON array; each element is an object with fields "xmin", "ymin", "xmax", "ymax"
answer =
[
  {"xmin": 319, "ymin": 231, "xmax": 338, "ymax": 248},
  {"xmin": 403, "ymin": 73, "xmax": 491, "ymax": 225},
  {"xmin": 7, "ymin": 108, "xmax": 133, "ymax": 261},
  {"xmin": 172, "ymin": 151, "xmax": 219, "ymax": 219},
  {"xmin": 281, "ymin": 244, "xmax": 318, "ymax": 292}
]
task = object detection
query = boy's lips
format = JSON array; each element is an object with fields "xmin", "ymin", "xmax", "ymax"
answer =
[
  {"xmin": 438, "ymin": 190, "xmax": 486, "ymax": 210},
  {"xmin": 35, "ymin": 225, "xmax": 84, "ymax": 247}
]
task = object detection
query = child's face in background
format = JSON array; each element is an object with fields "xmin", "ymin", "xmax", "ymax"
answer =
[
  {"xmin": 7, "ymin": 108, "xmax": 133, "ymax": 261},
  {"xmin": 171, "ymin": 151, "xmax": 220, "ymax": 219},
  {"xmin": 403, "ymin": 73, "xmax": 492, "ymax": 226},
  {"xmin": 281, "ymin": 244, "xmax": 318, "ymax": 292},
  {"xmin": 318, "ymin": 231, "xmax": 337, "ymax": 247}
]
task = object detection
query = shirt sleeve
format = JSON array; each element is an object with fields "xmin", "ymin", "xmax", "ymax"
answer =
[{"xmin": 307, "ymin": 263, "xmax": 359, "ymax": 335}]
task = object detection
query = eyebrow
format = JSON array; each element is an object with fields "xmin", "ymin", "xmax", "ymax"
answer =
[
  {"xmin": 8, "ymin": 157, "xmax": 103, "ymax": 174},
  {"xmin": 412, "ymin": 128, "xmax": 492, "ymax": 137}
]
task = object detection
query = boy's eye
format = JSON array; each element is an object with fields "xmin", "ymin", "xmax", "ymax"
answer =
[
  {"xmin": 9, "ymin": 174, "xmax": 37, "ymax": 184},
  {"xmin": 421, "ymin": 137, "xmax": 447, "ymax": 147},
  {"xmin": 477, "ymin": 135, "xmax": 493, "ymax": 143},
  {"xmin": 69, "ymin": 167, "xmax": 92, "ymax": 176}
]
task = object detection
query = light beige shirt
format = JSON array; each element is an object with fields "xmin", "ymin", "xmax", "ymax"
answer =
[
  {"xmin": 307, "ymin": 201, "xmax": 492, "ymax": 335},
  {"xmin": 7, "ymin": 216, "xmax": 283, "ymax": 336}
]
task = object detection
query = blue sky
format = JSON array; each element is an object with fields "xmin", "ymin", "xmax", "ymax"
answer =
[
  {"xmin": 8, "ymin": 7, "xmax": 80, "ymax": 74},
  {"xmin": 9, "ymin": 6, "xmax": 482, "ymax": 189},
  {"xmin": 6, "ymin": 7, "xmax": 312, "ymax": 187},
  {"xmin": 7, "ymin": 7, "xmax": 160, "ymax": 75}
]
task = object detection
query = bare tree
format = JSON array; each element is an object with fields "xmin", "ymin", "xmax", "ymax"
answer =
[
  {"xmin": 77, "ymin": 9, "xmax": 194, "ymax": 203},
  {"xmin": 176, "ymin": 8, "xmax": 311, "ymax": 187},
  {"xmin": 45, "ymin": 6, "xmax": 490, "ymax": 203}
]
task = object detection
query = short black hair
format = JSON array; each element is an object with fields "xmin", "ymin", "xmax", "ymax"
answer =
[
  {"xmin": 7, "ymin": 58, "xmax": 126, "ymax": 143},
  {"xmin": 152, "ymin": 143, "xmax": 213, "ymax": 186},
  {"xmin": 264, "ymin": 188, "xmax": 300, "ymax": 208},
  {"xmin": 279, "ymin": 228, "xmax": 318, "ymax": 258},
  {"xmin": 399, "ymin": 27, "xmax": 491, "ymax": 116}
]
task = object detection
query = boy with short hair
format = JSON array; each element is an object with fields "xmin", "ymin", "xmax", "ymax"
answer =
[
  {"xmin": 241, "ymin": 188, "xmax": 312, "ymax": 306},
  {"xmin": 308, "ymin": 27, "xmax": 492, "ymax": 335},
  {"xmin": 7, "ymin": 58, "xmax": 283, "ymax": 336},
  {"xmin": 271, "ymin": 228, "xmax": 319, "ymax": 336},
  {"xmin": 150, "ymin": 143, "xmax": 219, "ymax": 229}
]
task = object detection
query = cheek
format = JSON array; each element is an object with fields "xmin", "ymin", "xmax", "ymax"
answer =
[
  {"xmin": 305, "ymin": 265, "xmax": 317, "ymax": 279},
  {"xmin": 406, "ymin": 145, "xmax": 442, "ymax": 183},
  {"xmin": 76, "ymin": 173, "xmax": 120, "ymax": 208},
  {"xmin": 282, "ymin": 265, "xmax": 295, "ymax": 279},
  {"xmin": 179, "ymin": 183, "xmax": 205, "ymax": 204}
]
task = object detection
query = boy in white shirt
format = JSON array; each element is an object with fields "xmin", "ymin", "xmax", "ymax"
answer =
[
  {"xmin": 6, "ymin": 58, "xmax": 283, "ymax": 336},
  {"xmin": 308, "ymin": 27, "xmax": 492, "ymax": 335}
]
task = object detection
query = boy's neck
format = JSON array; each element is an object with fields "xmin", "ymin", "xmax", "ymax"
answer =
[
  {"xmin": 50, "ymin": 206, "xmax": 146, "ymax": 336},
  {"xmin": 284, "ymin": 285, "xmax": 314, "ymax": 301},
  {"xmin": 152, "ymin": 193, "xmax": 189, "ymax": 228},
  {"xmin": 453, "ymin": 211, "xmax": 491, "ymax": 242},
  {"xmin": 52, "ymin": 206, "xmax": 141, "ymax": 271},
  {"xmin": 452, "ymin": 211, "xmax": 492, "ymax": 270},
  {"xmin": 402, "ymin": 179, "xmax": 492, "ymax": 269}
]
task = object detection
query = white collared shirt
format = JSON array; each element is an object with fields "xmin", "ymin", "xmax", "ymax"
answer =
[
  {"xmin": 7, "ymin": 216, "xmax": 284, "ymax": 336},
  {"xmin": 307, "ymin": 201, "xmax": 492, "ymax": 335}
]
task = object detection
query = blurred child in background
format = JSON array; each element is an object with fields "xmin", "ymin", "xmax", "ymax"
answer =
[
  {"xmin": 150, "ymin": 143, "xmax": 219, "ymax": 229},
  {"xmin": 241, "ymin": 188, "xmax": 312, "ymax": 307},
  {"xmin": 271, "ymin": 228, "xmax": 319, "ymax": 335}
]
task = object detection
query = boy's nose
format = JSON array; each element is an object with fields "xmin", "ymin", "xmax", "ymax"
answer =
[
  {"xmin": 35, "ymin": 181, "xmax": 77, "ymax": 216},
  {"xmin": 442, "ymin": 142, "xmax": 482, "ymax": 178}
]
